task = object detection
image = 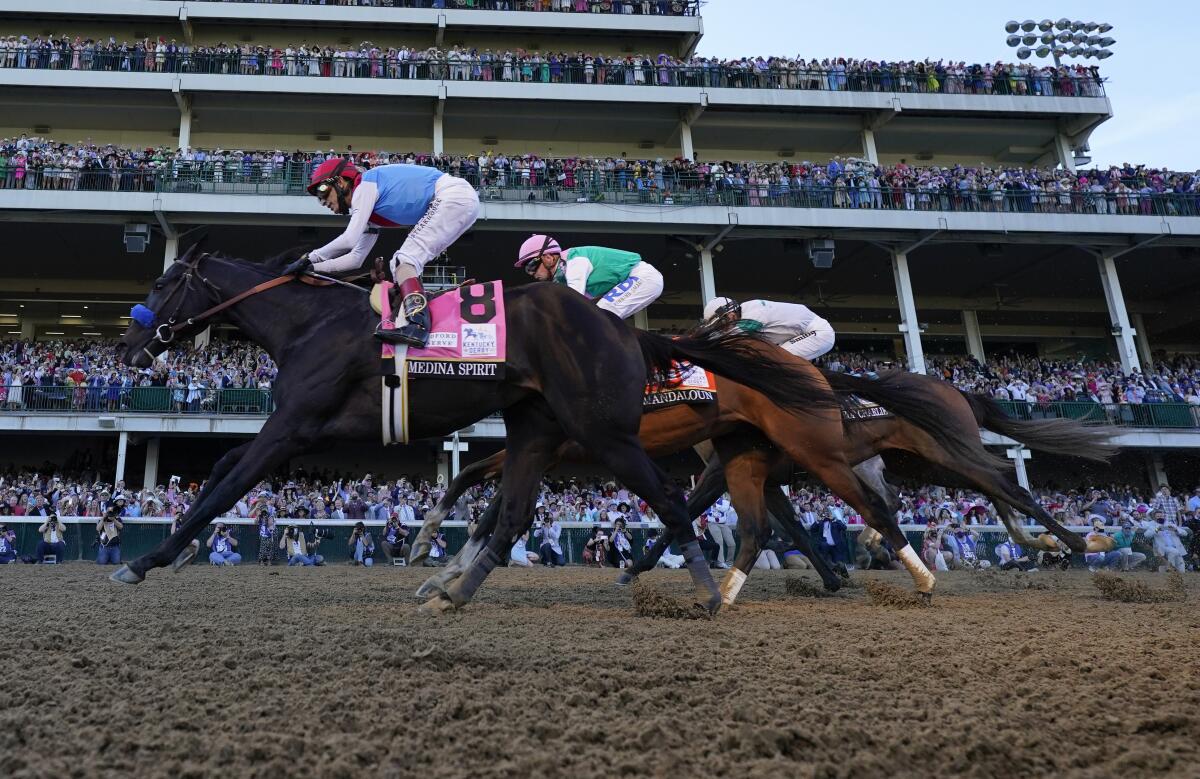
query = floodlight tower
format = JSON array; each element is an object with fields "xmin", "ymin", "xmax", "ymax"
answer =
[{"xmin": 1004, "ymin": 18, "xmax": 1115, "ymax": 68}]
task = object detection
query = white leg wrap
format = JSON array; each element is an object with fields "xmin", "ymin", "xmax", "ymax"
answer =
[
  {"xmin": 720, "ymin": 568, "xmax": 748, "ymax": 606},
  {"xmin": 898, "ymin": 545, "xmax": 936, "ymax": 594}
]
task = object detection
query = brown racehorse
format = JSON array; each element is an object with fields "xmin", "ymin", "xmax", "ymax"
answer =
[
  {"xmin": 413, "ymin": 368, "xmax": 1116, "ymax": 605},
  {"xmin": 414, "ymin": 365, "xmax": 938, "ymax": 608}
]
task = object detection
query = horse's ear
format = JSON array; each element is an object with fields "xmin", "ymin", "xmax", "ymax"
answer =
[{"xmin": 173, "ymin": 236, "xmax": 207, "ymax": 266}]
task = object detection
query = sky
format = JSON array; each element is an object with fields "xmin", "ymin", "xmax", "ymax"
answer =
[{"xmin": 695, "ymin": 0, "xmax": 1199, "ymax": 169}]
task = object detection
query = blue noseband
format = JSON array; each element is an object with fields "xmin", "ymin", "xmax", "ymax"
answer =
[{"xmin": 130, "ymin": 304, "xmax": 155, "ymax": 328}]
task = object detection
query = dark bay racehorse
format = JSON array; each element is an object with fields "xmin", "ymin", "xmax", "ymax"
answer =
[{"xmin": 111, "ymin": 246, "xmax": 836, "ymax": 614}]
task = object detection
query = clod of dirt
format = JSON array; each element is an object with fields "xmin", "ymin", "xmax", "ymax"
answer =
[
  {"xmin": 631, "ymin": 582, "xmax": 711, "ymax": 620},
  {"xmin": 1093, "ymin": 571, "xmax": 1186, "ymax": 603},
  {"xmin": 784, "ymin": 577, "xmax": 836, "ymax": 598},
  {"xmin": 864, "ymin": 580, "xmax": 931, "ymax": 609},
  {"xmin": 838, "ymin": 575, "xmax": 862, "ymax": 590}
]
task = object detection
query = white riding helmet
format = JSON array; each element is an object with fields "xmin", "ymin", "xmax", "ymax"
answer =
[{"xmin": 703, "ymin": 296, "xmax": 737, "ymax": 321}]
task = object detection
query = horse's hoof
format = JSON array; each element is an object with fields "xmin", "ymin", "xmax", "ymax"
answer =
[
  {"xmin": 417, "ymin": 594, "xmax": 457, "ymax": 616},
  {"xmin": 822, "ymin": 576, "xmax": 843, "ymax": 593},
  {"xmin": 408, "ymin": 543, "xmax": 430, "ymax": 566},
  {"xmin": 414, "ymin": 571, "xmax": 457, "ymax": 600},
  {"xmin": 698, "ymin": 594, "xmax": 722, "ymax": 617},
  {"xmin": 919, "ymin": 591, "xmax": 934, "ymax": 606},
  {"xmin": 169, "ymin": 545, "xmax": 198, "ymax": 573},
  {"xmin": 110, "ymin": 565, "xmax": 144, "ymax": 585},
  {"xmin": 615, "ymin": 571, "xmax": 637, "ymax": 587}
]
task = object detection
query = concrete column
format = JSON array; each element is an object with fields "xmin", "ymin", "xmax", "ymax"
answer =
[
  {"xmin": 443, "ymin": 433, "xmax": 468, "ymax": 479},
  {"xmin": 1145, "ymin": 451, "xmax": 1168, "ymax": 491},
  {"xmin": 633, "ymin": 309, "xmax": 649, "ymax": 330},
  {"xmin": 1053, "ymin": 132, "xmax": 1076, "ymax": 172},
  {"xmin": 890, "ymin": 251, "xmax": 926, "ymax": 374},
  {"xmin": 699, "ymin": 247, "xmax": 717, "ymax": 305},
  {"xmin": 861, "ymin": 127, "xmax": 879, "ymax": 165},
  {"xmin": 164, "ymin": 235, "xmax": 179, "ymax": 272},
  {"xmin": 433, "ymin": 114, "xmax": 444, "ymax": 156},
  {"xmin": 143, "ymin": 438, "xmax": 160, "ymax": 489},
  {"xmin": 436, "ymin": 452, "xmax": 450, "ymax": 487},
  {"xmin": 962, "ymin": 310, "xmax": 985, "ymax": 363},
  {"xmin": 178, "ymin": 109, "xmax": 192, "ymax": 152},
  {"xmin": 115, "ymin": 431, "xmax": 129, "ymax": 485},
  {"xmin": 19, "ymin": 319, "xmax": 34, "ymax": 339},
  {"xmin": 1131, "ymin": 313, "xmax": 1153, "ymax": 371},
  {"xmin": 1007, "ymin": 446, "xmax": 1031, "ymax": 491},
  {"xmin": 194, "ymin": 327, "xmax": 211, "ymax": 349},
  {"xmin": 1097, "ymin": 254, "xmax": 1141, "ymax": 375},
  {"xmin": 679, "ymin": 120, "xmax": 695, "ymax": 161}
]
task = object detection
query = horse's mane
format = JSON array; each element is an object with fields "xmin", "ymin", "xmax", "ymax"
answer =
[{"xmin": 261, "ymin": 246, "xmax": 311, "ymax": 272}]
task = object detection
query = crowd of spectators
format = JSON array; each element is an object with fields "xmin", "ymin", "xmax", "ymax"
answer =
[
  {"xmin": 185, "ymin": 1, "xmax": 698, "ymax": 13},
  {"xmin": 6, "ymin": 338, "xmax": 1196, "ymax": 414},
  {"xmin": 2, "ymin": 456, "xmax": 1198, "ymax": 573},
  {"xmin": 0, "ymin": 34, "xmax": 1103, "ymax": 96},
  {"xmin": 182, "ymin": 1, "xmax": 699, "ymax": 14},
  {"xmin": 823, "ymin": 352, "xmax": 1200, "ymax": 406},
  {"xmin": 5, "ymin": 134, "xmax": 1198, "ymax": 216},
  {"xmin": 0, "ymin": 339, "xmax": 276, "ymax": 413}
]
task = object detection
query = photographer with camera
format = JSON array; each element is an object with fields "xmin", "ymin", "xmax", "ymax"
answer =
[
  {"xmin": 206, "ymin": 523, "xmax": 242, "ymax": 566},
  {"xmin": 534, "ymin": 508, "xmax": 565, "ymax": 567},
  {"xmin": 36, "ymin": 515, "xmax": 67, "ymax": 563},
  {"xmin": 279, "ymin": 525, "xmax": 324, "ymax": 566},
  {"xmin": 0, "ymin": 522, "xmax": 18, "ymax": 564},
  {"xmin": 582, "ymin": 525, "xmax": 607, "ymax": 566},
  {"xmin": 348, "ymin": 520, "xmax": 375, "ymax": 567},
  {"xmin": 510, "ymin": 529, "xmax": 539, "ymax": 567},
  {"xmin": 255, "ymin": 509, "xmax": 277, "ymax": 566},
  {"xmin": 381, "ymin": 513, "xmax": 411, "ymax": 565},
  {"xmin": 605, "ymin": 516, "xmax": 634, "ymax": 569},
  {"xmin": 95, "ymin": 509, "xmax": 123, "ymax": 565}
]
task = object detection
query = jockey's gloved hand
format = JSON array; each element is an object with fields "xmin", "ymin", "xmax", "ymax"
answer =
[{"xmin": 284, "ymin": 255, "xmax": 313, "ymax": 277}]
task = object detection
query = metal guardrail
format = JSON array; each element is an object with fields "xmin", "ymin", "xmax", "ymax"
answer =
[
  {"xmin": 0, "ymin": 49, "xmax": 1104, "ymax": 97},
  {"xmin": 1, "ymin": 386, "xmax": 1197, "ymax": 428},
  {"xmin": 174, "ymin": 0, "xmax": 701, "ymax": 14},
  {"xmin": 6, "ymin": 168, "xmax": 1194, "ymax": 217},
  {"xmin": 994, "ymin": 400, "xmax": 1200, "ymax": 429}
]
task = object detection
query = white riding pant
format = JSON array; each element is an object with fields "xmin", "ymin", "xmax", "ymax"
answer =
[
  {"xmin": 391, "ymin": 174, "xmax": 480, "ymax": 278},
  {"xmin": 596, "ymin": 261, "xmax": 663, "ymax": 320},
  {"xmin": 707, "ymin": 521, "xmax": 736, "ymax": 566},
  {"xmin": 778, "ymin": 316, "xmax": 835, "ymax": 361}
]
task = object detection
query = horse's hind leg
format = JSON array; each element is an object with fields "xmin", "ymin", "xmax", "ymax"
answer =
[
  {"xmin": 415, "ymin": 491, "xmax": 503, "ymax": 600},
  {"xmin": 716, "ymin": 443, "xmax": 775, "ymax": 606},
  {"xmin": 410, "ymin": 450, "xmax": 506, "ymax": 565},
  {"xmin": 762, "ymin": 482, "xmax": 843, "ymax": 591}
]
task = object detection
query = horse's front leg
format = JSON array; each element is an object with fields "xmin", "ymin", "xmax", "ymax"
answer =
[
  {"xmin": 111, "ymin": 416, "xmax": 320, "ymax": 584},
  {"xmin": 415, "ymin": 491, "xmax": 502, "ymax": 599}
]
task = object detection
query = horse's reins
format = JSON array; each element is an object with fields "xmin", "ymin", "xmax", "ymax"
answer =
[{"xmin": 142, "ymin": 252, "xmax": 360, "ymax": 361}]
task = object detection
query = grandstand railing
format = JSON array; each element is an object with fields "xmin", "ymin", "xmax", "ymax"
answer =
[
  {"xmin": 7, "ymin": 168, "xmax": 1193, "ymax": 217},
  {"xmin": 994, "ymin": 400, "xmax": 1200, "ymax": 429},
  {"xmin": 1, "ymin": 386, "xmax": 1198, "ymax": 428},
  {"xmin": 0, "ymin": 385, "xmax": 275, "ymax": 415},
  {"xmin": 172, "ymin": 0, "xmax": 702, "ymax": 15},
  {"xmin": 0, "ymin": 49, "xmax": 1105, "ymax": 97}
]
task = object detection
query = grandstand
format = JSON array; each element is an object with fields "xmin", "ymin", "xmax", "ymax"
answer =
[{"xmin": 0, "ymin": 0, "xmax": 1198, "ymax": 493}]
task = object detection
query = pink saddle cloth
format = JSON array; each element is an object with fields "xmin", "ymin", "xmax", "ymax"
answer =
[{"xmin": 380, "ymin": 281, "xmax": 506, "ymax": 379}]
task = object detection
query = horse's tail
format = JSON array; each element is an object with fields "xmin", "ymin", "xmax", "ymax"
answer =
[
  {"xmin": 820, "ymin": 369, "xmax": 1010, "ymax": 471},
  {"xmin": 633, "ymin": 330, "xmax": 837, "ymax": 415},
  {"xmin": 956, "ymin": 389, "xmax": 1119, "ymax": 463}
]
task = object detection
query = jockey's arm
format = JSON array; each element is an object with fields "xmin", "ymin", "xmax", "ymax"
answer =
[
  {"xmin": 562, "ymin": 256, "xmax": 593, "ymax": 296},
  {"xmin": 308, "ymin": 180, "xmax": 381, "ymax": 273}
]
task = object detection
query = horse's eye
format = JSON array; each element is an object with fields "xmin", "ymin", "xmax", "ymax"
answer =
[{"xmin": 153, "ymin": 282, "xmax": 164, "ymax": 291}]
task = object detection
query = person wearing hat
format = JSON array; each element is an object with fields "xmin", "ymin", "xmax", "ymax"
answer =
[
  {"xmin": 1109, "ymin": 517, "xmax": 1146, "ymax": 572},
  {"xmin": 95, "ymin": 508, "xmax": 124, "ymax": 565},
  {"xmin": 1143, "ymin": 510, "xmax": 1190, "ymax": 573}
]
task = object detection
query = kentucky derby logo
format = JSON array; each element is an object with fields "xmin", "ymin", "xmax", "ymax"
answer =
[{"xmin": 461, "ymin": 323, "xmax": 498, "ymax": 357}]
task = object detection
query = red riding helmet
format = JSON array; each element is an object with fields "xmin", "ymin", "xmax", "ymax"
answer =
[{"xmin": 307, "ymin": 157, "xmax": 362, "ymax": 197}]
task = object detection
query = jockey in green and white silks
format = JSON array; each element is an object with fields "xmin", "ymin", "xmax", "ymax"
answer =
[
  {"xmin": 703, "ymin": 297, "xmax": 835, "ymax": 360},
  {"xmin": 514, "ymin": 235, "xmax": 663, "ymax": 321}
]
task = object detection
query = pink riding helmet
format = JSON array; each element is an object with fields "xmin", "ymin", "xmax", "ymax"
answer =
[{"xmin": 515, "ymin": 234, "xmax": 562, "ymax": 270}]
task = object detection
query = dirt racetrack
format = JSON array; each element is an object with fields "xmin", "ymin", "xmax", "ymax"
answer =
[{"xmin": 1, "ymin": 564, "xmax": 1197, "ymax": 778}]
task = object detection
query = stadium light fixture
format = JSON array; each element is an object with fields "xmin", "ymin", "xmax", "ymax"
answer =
[{"xmin": 1007, "ymin": 18, "xmax": 1115, "ymax": 67}]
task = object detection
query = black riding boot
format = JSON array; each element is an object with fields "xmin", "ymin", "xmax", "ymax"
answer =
[{"xmin": 375, "ymin": 277, "xmax": 430, "ymax": 347}]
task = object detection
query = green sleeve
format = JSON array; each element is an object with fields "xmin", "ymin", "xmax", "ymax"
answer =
[{"xmin": 735, "ymin": 319, "xmax": 764, "ymax": 334}]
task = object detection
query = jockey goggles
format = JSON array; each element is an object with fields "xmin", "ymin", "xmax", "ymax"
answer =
[
  {"xmin": 517, "ymin": 235, "xmax": 561, "ymax": 275},
  {"xmin": 307, "ymin": 157, "xmax": 353, "ymax": 198}
]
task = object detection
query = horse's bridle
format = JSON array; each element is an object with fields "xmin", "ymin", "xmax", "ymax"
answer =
[{"xmin": 138, "ymin": 252, "xmax": 320, "ymax": 362}]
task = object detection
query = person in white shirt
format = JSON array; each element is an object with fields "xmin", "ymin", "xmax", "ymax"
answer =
[
  {"xmin": 702, "ymin": 297, "xmax": 834, "ymax": 361},
  {"xmin": 1143, "ymin": 510, "xmax": 1191, "ymax": 572},
  {"xmin": 534, "ymin": 515, "xmax": 564, "ymax": 567},
  {"xmin": 510, "ymin": 530, "xmax": 539, "ymax": 567}
]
